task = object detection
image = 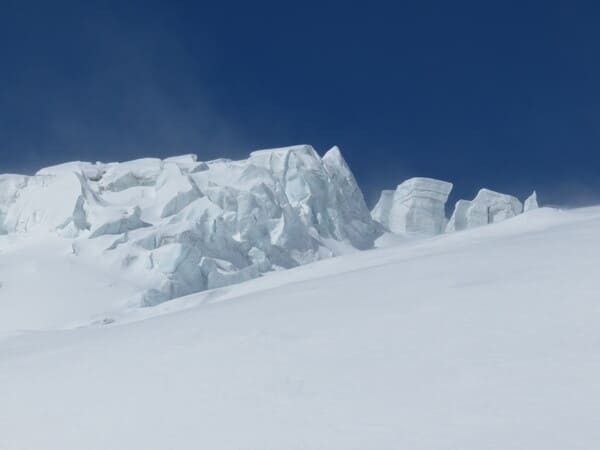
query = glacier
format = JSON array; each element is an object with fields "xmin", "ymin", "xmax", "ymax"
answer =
[
  {"xmin": 0, "ymin": 145, "xmax": 380, "ymax": 305},
  {"xmin": 446, "ymin": 188, "xmax": 524, "ymax": 232},
  {"xmin": 370, "ymin": 179, "xmax": 534, "ymax": 236},
  {"xmin": 371, "ymin": 177, "xmax": 453, "ymax": 235},
  {"xmin": 2, "ymin": 205, "xmax": 600, "ymax": 450},
  {"xmin": 524, "ymin": 190, "xmax": 539, "ymax": 212},
  {"xmin": 3, "ymin": 144, "xmax": 597, "ymax": 450},
  {"xmin": 0, "ymin": 144, "xmax": 540, "ymax": 306}
]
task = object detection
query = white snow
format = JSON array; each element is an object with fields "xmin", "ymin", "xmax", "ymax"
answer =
[
  {"xmin": 0, "ymin": 234, "xmax": 140, "ymax": 331},
  {"xmin": 1, "ymin": 206, "xmax": 600, "ymax": 449}
]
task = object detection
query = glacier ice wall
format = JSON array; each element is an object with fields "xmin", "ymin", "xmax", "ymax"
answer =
[
  {"xmin": 0, "ymin": 145, "xmax": 380, "ymax": 305},
  {"xmin": 371, "ymin": 177, "xmax": 453, "ymax": 235},
  {"xmin": 0, "ymin": 145, "xmax": 542, "ymax": 305},
  {"xmin": 524, "ymin": 191, "xmax": 539, "ymax": 212},
  {"xmin": 372, "ymin": 175, "xmax": 538, "ymax": 235},
  {"xmin": 446, "ymin": 188, "xmax": 523, "ymax": 232}
]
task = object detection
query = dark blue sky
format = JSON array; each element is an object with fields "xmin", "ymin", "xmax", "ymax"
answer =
[{"xmin": 1, "ymin": 1, "xmax": 599, "ymax": 207}]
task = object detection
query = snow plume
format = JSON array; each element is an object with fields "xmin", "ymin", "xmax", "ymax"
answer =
[{"xmin": 0, "ymin": 5, "xmax": 248, "ymax": 175}]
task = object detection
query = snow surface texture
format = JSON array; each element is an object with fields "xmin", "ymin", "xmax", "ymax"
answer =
[
  {"xmin": 1, "ymin": 206, "xmax": 600, "ymax": 450},
  {"xmin": 371, "ymin": 177, "xmax": 453, "ymax": 235},
  {"xmin": 0, "ymin": 145, "xmax": 380, "ymax": 305}
]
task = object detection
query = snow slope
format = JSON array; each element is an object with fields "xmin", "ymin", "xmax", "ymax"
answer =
[
  {"xmin": 2, "ymin": 206, "xmax": 600, "ymax": 450},
  {"xmin": 0, "ymin": 234, "xmax": 142, "ymax": 331}
]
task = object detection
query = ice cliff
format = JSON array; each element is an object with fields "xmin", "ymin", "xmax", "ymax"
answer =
[
  {"xmin": 1, "ymin": 144, "xmax": 541, "ymax": 305},
  {"xmin": 372, "ymin": 181, "xmax": 537, "ymax": 235},
  {"xmin": 0, "ymin": 145, "xmax": 380, "ymax": 304},
  {"xmin": 445, "ymin": 189, "xmax": 523, "ymax": 232},
  {"xmin": 371, "ymin": 177, "xmax": 453, "ymax": 235}
]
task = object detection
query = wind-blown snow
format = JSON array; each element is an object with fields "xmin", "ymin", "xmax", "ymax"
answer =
[{"xmin": 1, "ymin": 206, "xmax": 599, "ymax": 449}]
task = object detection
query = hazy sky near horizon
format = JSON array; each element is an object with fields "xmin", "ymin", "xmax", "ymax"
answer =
[{"xmin": 1, "ymin": 1, "xmax": 599, "ymax": 207}]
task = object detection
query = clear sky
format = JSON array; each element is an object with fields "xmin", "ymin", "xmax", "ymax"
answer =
[{"xmin": 1, "ymin": 1, "xmax": 599, "ymax": 207}]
